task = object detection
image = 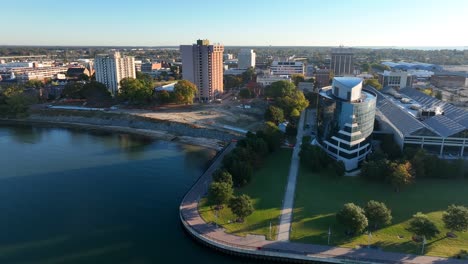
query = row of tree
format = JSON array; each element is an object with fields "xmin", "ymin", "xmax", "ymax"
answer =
[
  {"xmin": 337, "ymin": 202, "xmax": 468, "ymax": 240},
  {"xmin": 222, "ymin": 128, "xmax": 282, "ymax": 187},
  {"xmin": 361, "ymin": 135, "xmax": 466, "ymax": 191},
  {"xmin": 208, "ymin": 169, "xmax": 254, "ymax": 222},
  {"xmin": 0, "ymin": 85, "xmax": 38, "ymax": 118}
]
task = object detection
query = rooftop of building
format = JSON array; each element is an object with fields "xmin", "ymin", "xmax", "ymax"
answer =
[
  {"xmin": 381, "ymin": 61, "xmax": 442, "ymax": 71},
  {"xmin": 333, "ymin": 77, "xmax": 362, "ymax": 88},
  {"xmin": 369, "ymin": 86, "xmax": 468, "ymax": 138}
]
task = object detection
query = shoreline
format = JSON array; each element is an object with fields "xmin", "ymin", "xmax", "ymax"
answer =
[{"xmin": 0, "ymin": 118, "xmax": 224, "ymax": 151}]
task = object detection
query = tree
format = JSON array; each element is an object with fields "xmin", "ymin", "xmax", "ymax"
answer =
[
  {"xmin": 119, "ymin": 77, "xmax": 153, "ymax": 104},
  {"xmin": 410, "ymin": 148, "xmax": 427, "ymax": 178},
  {"xmin": 241, "ymin": 67, "xmax": 255, "ymax": 84},
  {"xmin": 364, "ymin": 200, "xmax": 392, "ymax": 229},
  {"xmin": 25, "ymin": 79, "xmax": 44, "ymax": 88},
  {"xmin": 0, "ymin": 86, "xmax": 37, "ymax": 118},
  {"xmin": 212, "ymin": 169, "xmax": 233, "ymax": 187},
  {"xmin": 239, "ymin": 88, "xmax": 252, "ymax": 100},
  {"xmin": 224, "ymin": 75, "xmax": 242, "ymax": 90},
  {"xmin": 332, "ymin": 160, "xmax": 346, "ymax": 177},
  {"xmin": 264, "ymin": 105, "xmax": 284, "ymax": 124},
  {"xmin": 208, "ymin": 182, "xmax": 233, "ymax": 209},
  {"xmin": 260, "ymin": 121, "xmax": 284, "ymax": 152},
  {"xmin": 360, "ymin": 158, "xmax": 390, "ymax": 182},
  {"xmin": 291, "ymin": 74, "xmax": 305, "ymax": 86},
  {"xmin": 62, "ymin": 82, "xmax": 84, "ymax": 99},
  {"xmin": 435, "ymin": 90, "xmax": 443, "ymax": 100},
  {"xmin": 82, "ymin": 81, "xmax": 111, "ymax": 102},
  {"xmin": 174, "ymin": 80, "xmax": 197, "ymax": 104},
  {"xmin": 388, "ymin": 162, "xmax": 413, "ymax": 192},
  {"xmin": 408, "ymin": 212, "xmax": 440, "ymax": 239},
  {"xmin": 155, "ymin": 90, "xmax": 172, "ymax": 104},
  {"xmin": 275, "ymin": 89, "xmax": 309, "ymax": 117},
  {"xmin": 442, "ymin": 205, "xmax": 468, "ymax": 234},
  {"xmin": 266, "ymin": 80, "xmax": 296, "ymax": 98},
  {"xmin": 290, "ymin": 108, "xmax": 301, "ymax": 120},
  {"xmin": 228, "ymin": 194, "xmax": 254, "ymax": 222},
  {"xmin": 336, "ymin": 203, "xmax": 368, "ymax": 234},
  {"xmin": 363, "ymin": 79, "xmax": 382, "ymax": 90}
]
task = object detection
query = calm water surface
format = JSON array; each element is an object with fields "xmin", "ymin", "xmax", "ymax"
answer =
[{"xmin": 0, "ymin": 125, "xmax": 257, "ymax": 263}]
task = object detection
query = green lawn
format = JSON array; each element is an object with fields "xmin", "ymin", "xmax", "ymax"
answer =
[
  {"xmin": 291, "ymin": 166, "xmax": 468, "ymax": 258},
  {"xmin": 199, "ymin": 148, "xmax": 292, "ymax": 239}
]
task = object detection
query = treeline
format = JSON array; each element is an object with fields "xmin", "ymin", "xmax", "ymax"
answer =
[
  {"xmin": 361, "ymin": 134, "xmax": 466, "ymax": 191},
  {"xmin": 263, "ymin": 80, "xmax": 309, "ymax": 137},
  {"xmin": 0, "ymin": 85, "xmax": 38, "ymax": 118},
  {"xmin": 222, "ymin": 126, "xmax": 283, "ymax": 187}
]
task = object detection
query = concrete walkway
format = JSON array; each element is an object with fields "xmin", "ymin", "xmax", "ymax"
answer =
[
  {"xmin": 179, "ymin": 138, "xmax": 467, "ymax": 264},
  {"xmin": 277, "ymin": 110, "xmax": 306, "ymax": 241}
]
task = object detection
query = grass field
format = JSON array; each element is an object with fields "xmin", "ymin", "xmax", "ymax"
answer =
[
  {"xmin": 199, "ymin": 148, "xmax": 292, "ymax": 239},
  {"xmin": 291, "ymin": 166, "xmax": 468, "ymax": 258}
]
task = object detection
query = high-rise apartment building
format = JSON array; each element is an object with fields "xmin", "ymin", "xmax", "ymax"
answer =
[
  {"xmin": 94, "ymin": 52, "xmax": 135, "ymax": 95},
  {"xmin": 238, "ymin": 49, "xmax": 256, "ymax": 69},
  {"xmin": 330, "ymin": 47, "xmax": 354, "ymax": 76},
  {"xmin": 180, "ymin": 39, "xmax": 224, "ymax": 101}
]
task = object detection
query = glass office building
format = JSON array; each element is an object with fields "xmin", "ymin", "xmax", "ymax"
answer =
[{"xmin": 316, "ymin": 77, "xmax": 376, "ymax": 171}]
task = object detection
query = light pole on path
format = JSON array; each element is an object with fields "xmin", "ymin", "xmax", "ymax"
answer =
[
  {"xmin": 421, "ymin": 236, "xmax": 427, "ymax": 255},
  {"xmin": 215, "ymin": 209, "xmax": 218, "ymax": 228},
  {"xmin": 269, "ymin": 221, "xmax": 272, "ymax": 240},
  {"xmin": 327, "ymin": 226, "xmax": 332, "ymax": 245}
]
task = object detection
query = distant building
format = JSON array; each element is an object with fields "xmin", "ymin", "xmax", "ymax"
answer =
[
  {"xmin": 134, "ymin": 60, "xmax": 142, "ymax": 72},
  {"xmin": 305, "ymin": 65, "xmax": 315, "ymax": 77},
  {"xmin": 223, "ymin": 53, "xmax": 233, "ymax": 61},
  {"xmin": 430, "ymin": 72, "xmax": 468, "ymax": 88},
  {"xmin": 315, "ymin": 68, "xmax": 331, "ymax": 88},
  {"xmin": 180, "ymin": 39, "xmax": 224, "ymax": 101},
  {"xmin": 237, "ymin": 49, "xmax": 256, "ymax": 69},
  {"xmin": 94, "ymin": 52, "xmax": 136, "ymax": 95},
  {"xmin": 298, "ymin": 82, "xmax": 314, "ymax": 92},
  {"xmin": 257, "ymin": 75, "xmax": 291, "ymax": 87},
  {"xmin": 66, "ymin": 67, "xmax": 92, "ymax": 78},
  {"xmin": 11, "ymin": 67, "xmax": 68, "ymax": 82},
  {"xmin": 224, "ymin": 68, "xmax": 246, "ymax": 76},
  {"xmin": 378, "ymin": 70, "xmax": 413, "ymax": 89},
  {"xmin": 0, "ymin": 62, "xmax": 34, "ymax": 69},
  {"xmin": 141, "ymin": 62, "xmax": 162, "ymax": 73},
  {"xmin": 330, "ymin": 47, "xmax": 354, "ymax": 76},
  {"xmin": 316, "ymin": 77, "xmax": 376, "ymax": 171},
  {"xmin": 270, "ymin": 61, "xmax": 304, "ymax": 75},
  {"xmin": 381, "ymin": 61, "xmax": 442, "ymax": 72}
]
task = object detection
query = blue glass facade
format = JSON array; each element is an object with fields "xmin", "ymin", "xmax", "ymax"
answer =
[{"xmin": 316, "ymin": 83, "xmax": 376, "ymax": 171}]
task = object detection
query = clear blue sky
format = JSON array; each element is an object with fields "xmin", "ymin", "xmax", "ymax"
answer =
[{"xmin": 2, "ymin": 0, "xmax": 467, "ymax": 46}]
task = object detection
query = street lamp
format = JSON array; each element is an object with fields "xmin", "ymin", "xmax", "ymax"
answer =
[
  {"xmin": 421, "ymin": 236, "xmax": 427, "ymax": 255},
  {"xmin": 368, "ymin": 231, "xmax": 372, "ymax": 248},
  {"xmin": 269, "ymin": 221, "xmax": 272, "ymax": 240},
  {"xmin": 327, "ymin": 226, "xmax": 332, "ymax": 245}
]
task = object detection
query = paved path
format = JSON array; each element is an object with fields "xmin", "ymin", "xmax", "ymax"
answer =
[
  {"xmin": 179, "ymin": 139, "xmax": 467, "ymax": 264},
  {"xmin": 277, "ymin": 110, "xmax": 306, "ymax": 241}
]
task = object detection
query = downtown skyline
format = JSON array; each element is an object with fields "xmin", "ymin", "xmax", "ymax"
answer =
[{"xmin": 2, "ymin": 0, "xmax": 468, "ymax": 47}]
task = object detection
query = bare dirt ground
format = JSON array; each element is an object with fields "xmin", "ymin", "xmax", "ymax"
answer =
[{"xmin": 120, "ymin": 97, "xmax": 267, "ymax": 133}]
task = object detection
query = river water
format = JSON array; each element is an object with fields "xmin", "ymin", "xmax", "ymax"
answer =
[{"xmin": 0, "ymin": 125, "xmax": 255, "ymax": 263}]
